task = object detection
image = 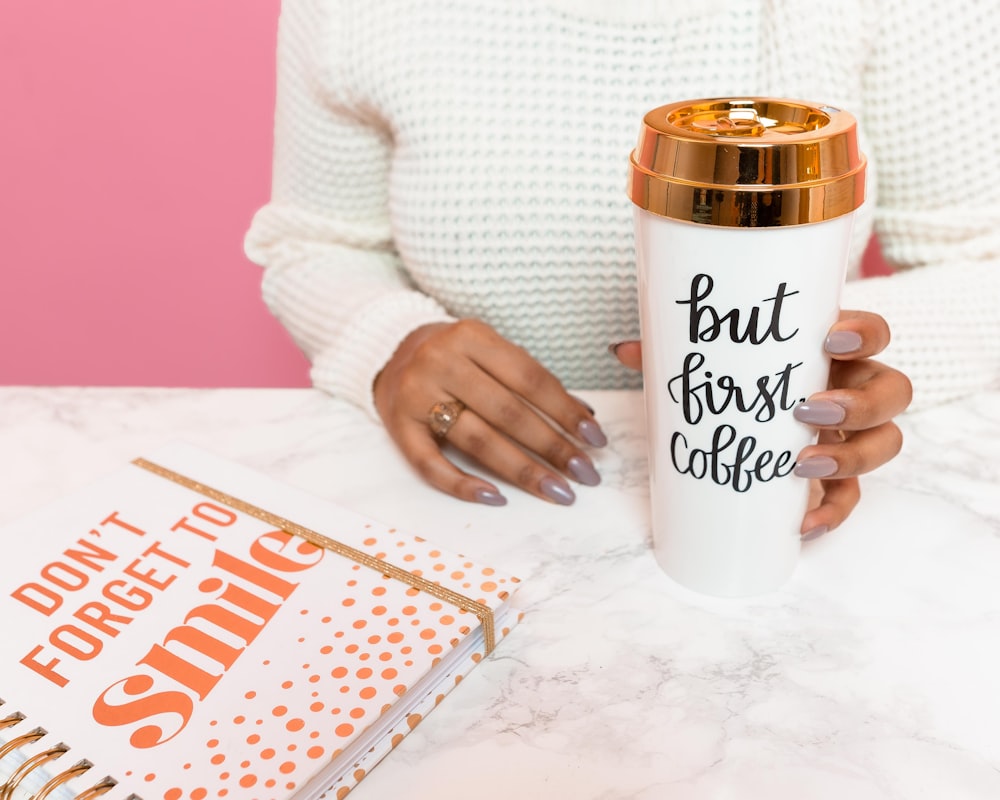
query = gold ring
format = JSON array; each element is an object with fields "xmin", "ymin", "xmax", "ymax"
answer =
[{"xmin": 428, "ymin": 400, "xmax": 465, "ymax": 438}]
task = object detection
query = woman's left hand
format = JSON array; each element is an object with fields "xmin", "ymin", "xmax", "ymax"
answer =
[{"xmin": 611, "ymin": 309, "xmax": 912, "ymax": 539}]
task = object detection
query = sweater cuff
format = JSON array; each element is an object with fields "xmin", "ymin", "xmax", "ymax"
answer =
[{"xmin": 310, "ymin": 291, "xmax": 457, "ymax": 421}]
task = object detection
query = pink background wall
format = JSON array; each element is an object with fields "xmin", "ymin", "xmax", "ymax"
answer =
[
  {"xmin": 0, "ymin": 0, "xmax": 310, "ymax": 387},
  {"xmin": 0, "ymin": 3, "xmax": 891, "ymax": 388}
]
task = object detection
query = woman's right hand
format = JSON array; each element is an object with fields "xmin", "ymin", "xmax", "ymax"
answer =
[
  {"xmin": 610, "ymin": 310, "xmax": 912, "ymax": 538},
  {"xmin": 373, "ymin": 319, "xmax": 607, "ymax": 506}
]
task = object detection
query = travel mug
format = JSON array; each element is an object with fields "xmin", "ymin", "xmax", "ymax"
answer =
[{"xmin": 627, "ymin": 98, "xmax": 866, "ymax": 596}]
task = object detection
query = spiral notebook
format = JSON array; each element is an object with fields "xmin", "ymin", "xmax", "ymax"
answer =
[{"xmin": 0, "ymin": 443, "xmax": 522, "ymax": 799}]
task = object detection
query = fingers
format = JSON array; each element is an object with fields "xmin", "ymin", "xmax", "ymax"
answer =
[
  {"xmin": 795, "ymin": 357, "xmax": 911, "ymax": 444},
  {"xmin": 440, "ymin": 407, "xmax": 582, "ymax": 505},
  {"xmin": 825, "ymin": 357, "xmax": 913, "ymax": 424},
  {"xmin": 800, "ymin": 476, "xmax": 861, "ymax": 538},
  {"xmin": 433, "ymin": 323, "xmax": 605, "ymax": 495},
  {"xmin": 396, "ymin": 421, "xmax": 510, "ymax": 506},
  {"xmin": 460, "ymin": 321, "xmax": 606, "ymax": 446},
  {"xmin": 794, "ymin": 349, "xmax": 911, "ymax": 538},
  {"xmin": 404, "ymin": 400, "xmax": 589, "ymax": 506},
  {"xmin": 793, "ymin": 359, "xmax": 907, "ymax": 536},
  {"xmin": 453, "ymin": 354, "xmax": 606, "ymax": 461},
  {"xmin": 825, "ymin": 309, "xmax": 891, "ymax": 359},
  {"xmin": 610, "ymin": 340, "xmax": 643, "ymax": 371},
  {"xmin": 374, "ymin": 320, "xmax": 607, "ymax": 507},
  {"xmin": 795, "ymin": 422, "xmax": 903, "ymax": 481},
  {"xmin": 610, "ymin": 314, "xmax": 907, "ymax": 538}
]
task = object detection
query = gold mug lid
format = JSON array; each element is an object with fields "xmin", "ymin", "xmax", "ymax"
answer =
[{"xmin": 628, "ymin": 98, "xmax": 867, "ymax": 227}]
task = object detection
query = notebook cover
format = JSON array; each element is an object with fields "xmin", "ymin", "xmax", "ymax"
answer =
[{"xmin": 0, "ymin": 442, "xmax": 521, "ymax": 799}]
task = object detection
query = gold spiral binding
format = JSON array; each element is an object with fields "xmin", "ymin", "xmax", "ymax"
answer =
[
  {"xmin": 71, "ymin": 777, "xmax": 117, "ymax": 799},
  {"xmin": 0, "ymin": 712, "xmax": 119, "ymax": 800},
  {"xmin": 30, "ymin": 759, "xmax": 93, "ymax": 800},
  {"xmin": 0, "ymin": 743, "xmax": 68, "ymax": 800},
  {"xmin": 0, "ymin": 729, "xmax": 46, "ymax": 761},
  {"xmin": 0, "ymin": 714, "xmax": 24, "ymax": 732},
  {"xmin": 0, "ymin": 702, "xmax": 119, "ymax": 800},
  {"xmin": 0, "ymin": 700, "xmax": 25, "ymax": 732}
]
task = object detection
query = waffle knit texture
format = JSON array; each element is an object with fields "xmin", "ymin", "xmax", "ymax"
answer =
[{"xmin": 245, "ymin": 0, "xmax": 1000, "ymax": 418}]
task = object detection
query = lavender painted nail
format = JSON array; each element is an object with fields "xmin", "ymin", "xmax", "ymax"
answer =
[
  {"xmin": 474, "ymin": 488, "xmax": 507, "ymax": 506},
  {"xmin": 578, "ymin": 419, "xmax": 608, "ymax": 448},
  {"xmin": 567, "ymin": 456, "xmax": 601, "ymax": 487},
  {"xmin": 540, "ymin": 476, "xmax": 576, "ymax": 506},
  {"xmin": 801, "ymin": 524, "xmax": 830, "ymax": 541},
  {"xmin": 794, "ymin": 456, "xmax": 839, "ymax": 479},
  {"xmin": 793, "ymin": 400, "xmax": 846, "ymax": 426},
  {"xmin": 825, "ymin": 330, "xmax": 863, "ymax": 354}
]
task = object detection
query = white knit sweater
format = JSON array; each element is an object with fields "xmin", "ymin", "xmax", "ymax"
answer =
[{"xmin": 245, "ymin": 0, "xmax": 1000, "ymax": 417}]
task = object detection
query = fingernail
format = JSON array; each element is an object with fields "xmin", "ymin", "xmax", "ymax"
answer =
[
  {"xmin": 607, "ymin": 342, "xmax": 623, "ymax": 357},
  {"xmin": 540, "ymin": 476, "xmax": 576, "ymax": 506},
  {"xmin": 825, "ymin": 330, "xmax": 863, "ymax": 354},
  {"xmin": 794, "ymin": 456, "xmax": 839, "ymax": 479},
  {"xmin": 577, "ymin": 419, "xmax": 607, "ymax": 448},
  {"xmin": 793, "ymin": 400, "xmax": 846, "ymax": 426},
  {"xmin": 801, "ymin": 524, "xmax": 830, "ymax": 541},
  {"xmin": 474, "ymin": 488, "xmax": 507, "ymax": 506},
  {"xmin": 567, "ymin": 456, "xmax": 601, "ymax": 487},
  {"xmin": 570, "ymin": 394, "xmax": 595, "ymax": 415}
]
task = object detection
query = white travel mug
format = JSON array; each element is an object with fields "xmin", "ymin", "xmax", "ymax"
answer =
[{"xmin": 627, "ymin": 98, "xmax": 867, "ymax": 596}]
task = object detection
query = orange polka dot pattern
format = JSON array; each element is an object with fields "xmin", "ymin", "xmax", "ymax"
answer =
[{"xmin": 150, "ymin": 523, "xmax": 520, "ymax": 799}]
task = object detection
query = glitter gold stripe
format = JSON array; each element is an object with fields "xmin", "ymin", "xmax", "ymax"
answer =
[{"xmin": 131, "ymin": 458, "xmax": 496, "ymax": 653}]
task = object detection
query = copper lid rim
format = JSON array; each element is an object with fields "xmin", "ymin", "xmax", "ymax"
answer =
[
  {"xmin": 628, "ymin": 152, "xmax": 867, "ymax": 193},
  {"xmin": 628, "ymin": 170, "xmax": 866, "ymax": 228},
  {"xmin": 628, "ymin": 97, "xmax": 867, "ymax": 227}
]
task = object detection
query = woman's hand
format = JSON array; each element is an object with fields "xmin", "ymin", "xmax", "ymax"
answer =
[
  {"xmin": 612, "ymin": 310, "xmax": 912, "ymax": 538},
  {"xmin": 792, "ymin": 310, "xmax": 911, "ymax": 537},
  {"xmin": 373, "ymin": 319, "xmax": 607, "ymax": 506}
]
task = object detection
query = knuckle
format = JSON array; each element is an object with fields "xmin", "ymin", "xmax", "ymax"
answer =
[
  {"xmin": 519, "ymin": 362, "xmax": 551, "ymax": 394},
  {"xmin": 463, "ymin": 431, "xmax": 490, "ymax": 459},
  {"xmin": 395, "ymin": 369, "xmax": 425, "ymax": 398},
  {"xmin": 496, "ymin": 402, "xmax": 524, "ymax": 427},
  {"xmin": 849, "ymin": 440, "xmax": 872, "ymax": 475},
  {"xmin": 411, "ymin": 336, "xmax": 451, "ymax": 371},
  {"xmin": 452, "ymin": 317, "xmax": 489, "ymax": 344},
  {"xmin": 541, "ymin": 437, "xmax": 575, "ymax": 467},
  {"xmin": 514, "ymin": 462, "xmax": 543, "ymax": 491}
]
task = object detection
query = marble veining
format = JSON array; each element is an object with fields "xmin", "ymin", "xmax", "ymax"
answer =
[{"xmin": 1, "ymin": 386, "xmax": 998, "ymax": 799}]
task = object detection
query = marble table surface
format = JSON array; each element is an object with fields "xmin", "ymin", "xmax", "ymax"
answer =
[{"xmin": 1, "ymin": 386, "xmax": 998, "ymax": 799}]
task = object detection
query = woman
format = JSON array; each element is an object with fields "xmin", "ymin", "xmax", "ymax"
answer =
[{"xmin": 246, "ymin": 0, "xmax": 998, "ymax": 534}]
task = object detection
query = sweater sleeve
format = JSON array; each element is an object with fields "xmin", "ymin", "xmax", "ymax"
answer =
[
  {"xmin": 244, "ymin": 0, "xmax": 455, "ymax": 418},
  {"xmin": 841, "ymin": 0, "xmax": 1000, "ymax": 411}
]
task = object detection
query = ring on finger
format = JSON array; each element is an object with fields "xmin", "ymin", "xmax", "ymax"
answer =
[{"xmin": 428, "ymin": 400, "xmax": 466, "ymax": 438}]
